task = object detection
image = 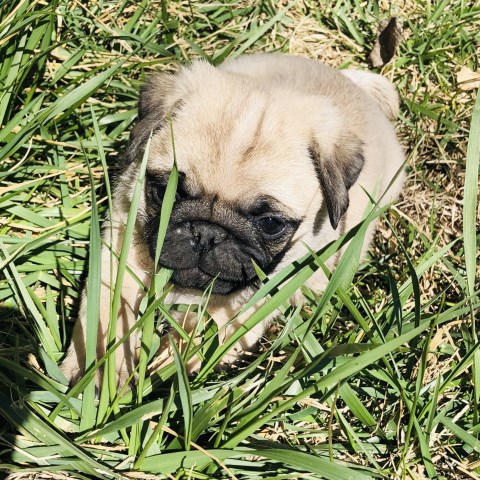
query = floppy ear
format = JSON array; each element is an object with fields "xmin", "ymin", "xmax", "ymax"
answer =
[
  {"xmin": 309, "ymin": 137, "xmax": 364, "ymax": 230},
  {"xmin": 125, "ymin": 73, "xmax": 179, "ymax": 163}
]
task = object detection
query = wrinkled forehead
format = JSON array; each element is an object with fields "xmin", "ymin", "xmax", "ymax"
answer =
[{"xmin": 147, "ymin": 87, "xmax": 320, "ymax": 215}]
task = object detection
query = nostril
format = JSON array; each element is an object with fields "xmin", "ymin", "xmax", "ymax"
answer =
[
  {"xmin": 201, "ymin": 237, "xmax": 214, "ymax": 250},
  {"xmin": 190, "ymin": 221, "xmax": 228, "ymax": 253}
]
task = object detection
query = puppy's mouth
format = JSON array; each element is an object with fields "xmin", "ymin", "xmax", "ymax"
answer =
[
  {"xmin": 169, "ymin": 268, "xmax": 249, "ymax": 295},
  {"xmin": 150, "ymin": 220, "xmax": 266, "ymax": 295}
]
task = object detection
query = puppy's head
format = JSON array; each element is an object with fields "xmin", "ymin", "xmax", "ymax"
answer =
[{"xmin": 125, "ymin": 62, "xmax": 364, "ymax": 294}]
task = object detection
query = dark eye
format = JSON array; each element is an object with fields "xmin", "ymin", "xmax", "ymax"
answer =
[
  {"xmin": 175, "ymin": 186, "xmax": 188, "ymax": 202},
  {"xmin": 257, "ymin": 216, "xmax": 286, "ymax": 237},
  {"xmin": 148, "ymin": 171, "xmax": 188, "ymax": 206},
  {"xmin": 151, "ymin": 184, "xmax": 166, "ymax": 205},
  {"xmin": 151, "ymin": 184, "xmax": 187, "ymax": 205}
]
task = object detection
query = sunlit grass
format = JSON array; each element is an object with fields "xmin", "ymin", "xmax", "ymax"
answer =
[{"xmin": 0, "ymin": 1, "xmax": 479, "ymax": 479}]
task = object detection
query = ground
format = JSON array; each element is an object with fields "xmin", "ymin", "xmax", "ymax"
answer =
[{"xmin": 0, "ymin": 1, "xmax": 479, "ymax": 479}]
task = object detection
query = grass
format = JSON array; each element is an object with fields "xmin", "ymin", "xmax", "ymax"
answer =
[{"xmin": 0, "ymin": 0, "xmax": 479, "ymax": 479}]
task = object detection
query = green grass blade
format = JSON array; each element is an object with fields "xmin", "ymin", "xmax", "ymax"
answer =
[
  {"xmin": 0, "ymin": 242, "xmax": 58, "ymax": 356},
  {"xmin": 223, "ymin": 319, "xmax": 433, "ymax": 448},
  {"xmin": 170, "ymin": 334, "xmax": 193, "ymax": 450},
  {"xmin": 0, "ymin": 393, "xmax": 119, "ymax": 479},
  {"xmin": 43, "ymin": 60, "xmax": 127, "ymax": 125},
  {"xmin": 105, "ymin": 135, "xmax": 151, "ymax": 404},
  {"xmin": 78, "ymin": 153, "xmax": 102, "ymax": 432},
  {"xmin": 250, "ymin": 448, "xmax": 373, "ymax": 480},
  {"xmin": 439, "ymin": 416, "xmax": 480, "ymax": 454},
  {"xmin": 463, "ymin": 86, "xmax": 480, "ymax": 418}
]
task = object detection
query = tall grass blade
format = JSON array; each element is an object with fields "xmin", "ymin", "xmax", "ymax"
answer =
[
  {"xmin": 463, "ymin": 87, "xmax": 480, "ymax": 418},
  {"xmin": 79, "ymin": 151, "xmax": 102, "ymax": 432},
  {"xmin": 171, "ymin": 334, "xmax": 193, "ymax": 450}
]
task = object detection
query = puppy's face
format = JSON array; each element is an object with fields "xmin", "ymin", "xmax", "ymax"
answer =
[
  {"xmin": 143, "ymin": 177, "xmax": 301, "ymax": 294},
  {"xmin": 125, "ymin": 62, "xmax": 364, "ymax": 294}
]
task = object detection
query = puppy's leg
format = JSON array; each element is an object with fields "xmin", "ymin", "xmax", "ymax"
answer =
[
  {"xmin": 206, "ymin": 298, "xmax": 271, "ymax": 369},
  {"xmin": 217, "ymin": 314, "xmax": 269, "ymax": 367},
  {"xmin": 61, "ymin": 207, "xmax": 152, "ymax": 389},
  {"xmin": 147, "ymin": 304, "xmax": 270, "ymax": 374}
]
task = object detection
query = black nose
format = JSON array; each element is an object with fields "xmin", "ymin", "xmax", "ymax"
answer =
[{"xmin": 190, "ymin": 221, "xmax": 228, "ymax": 253}]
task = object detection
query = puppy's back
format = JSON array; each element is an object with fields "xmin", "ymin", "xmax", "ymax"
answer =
[
  {"xmin": 221, "ymin": 53, "xmax": 398, "ymax": 122},
  {"xmin": 340, "ymin": 69, "xmax": 399, "ymax": 120}
]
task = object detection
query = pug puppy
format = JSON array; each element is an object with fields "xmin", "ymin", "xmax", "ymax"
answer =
[{"xmin": 61, "ymin": 54, "xmax": 405, "ymax": 387}]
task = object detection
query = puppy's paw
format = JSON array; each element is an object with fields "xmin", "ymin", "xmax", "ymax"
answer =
[
  {"xmin": 59, "ymin": 348, "xmax": 84, "ymax": 386},
  {"xmin": 115, "ymin": 363, "xmax": 137, "ymax": 392}
]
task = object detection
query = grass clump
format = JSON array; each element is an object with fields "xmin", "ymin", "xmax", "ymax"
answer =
[{"xmin": 0, "ymin": 1, "xmax": 479, "ymax": 479}]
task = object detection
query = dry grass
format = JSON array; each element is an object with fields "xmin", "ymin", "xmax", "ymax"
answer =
[{"xmin": 1, "ymin": 1, "xmax": 479, "ymax": 479}]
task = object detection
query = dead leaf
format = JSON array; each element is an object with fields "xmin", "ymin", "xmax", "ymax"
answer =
[
  {"xmin": 369, "ymin": 17, "xmax": 403, "ymax": 68},
  {"xmin": 457, "ymin": 66, "xmax": 480, "ymax": 91}
]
